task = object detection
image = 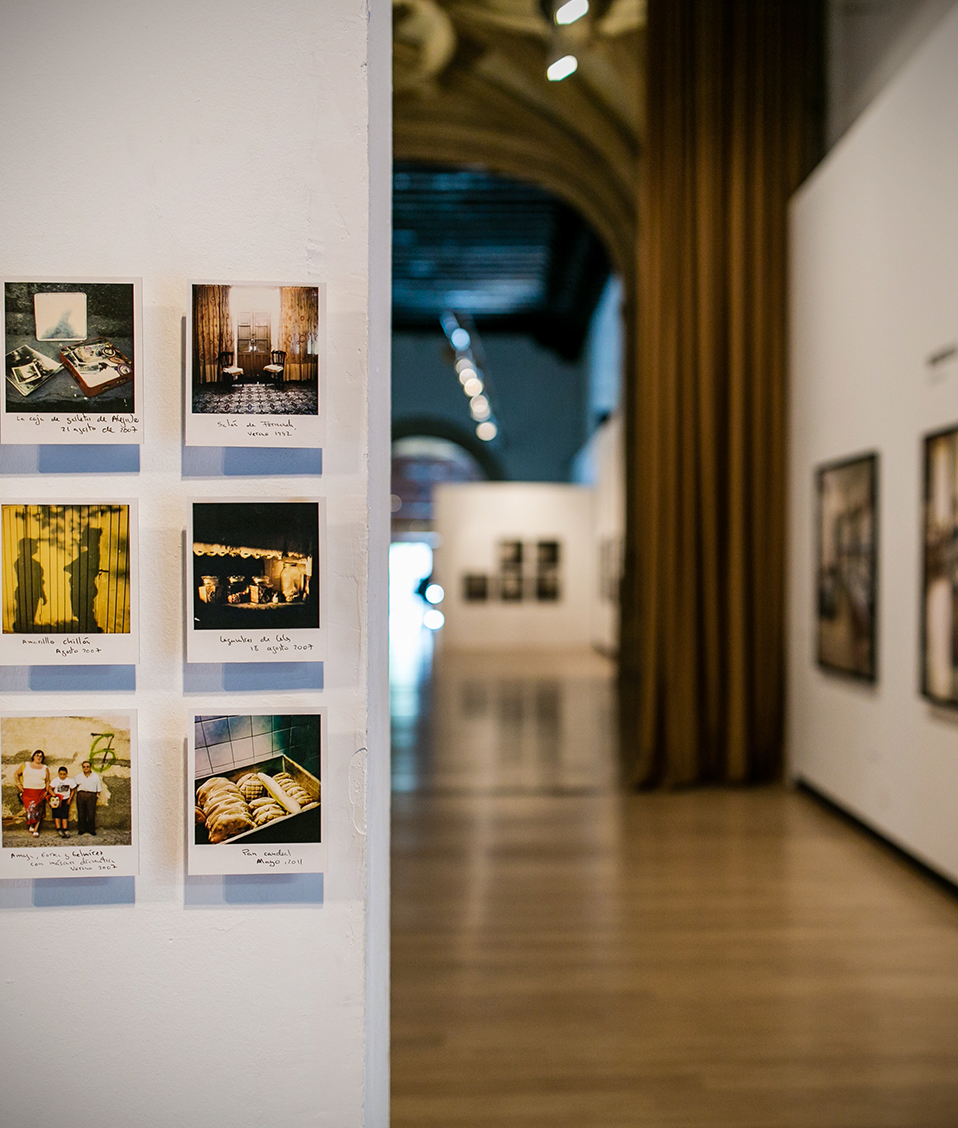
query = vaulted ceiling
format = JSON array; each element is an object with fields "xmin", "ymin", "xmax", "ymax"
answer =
[{"xmin": 393, "ymin": 0, "xmax": 645, "ymax": 354}]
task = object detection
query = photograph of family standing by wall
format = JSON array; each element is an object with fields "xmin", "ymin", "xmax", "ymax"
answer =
[{"xmin": 0, "ymin": 712, "xmax": 137, "ymax": 878}]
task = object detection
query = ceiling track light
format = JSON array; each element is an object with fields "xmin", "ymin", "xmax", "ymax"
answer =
[
  {"xmin": 547, "ymin": 54, "xmax": 578, "ymax": 81},
  {"xmin": 554, "ymin": 0, "xmax": 588, "ymax": 26},
  {"xmin": 441, "ymin": 310, "xmax": 501, "ymax": 443}
]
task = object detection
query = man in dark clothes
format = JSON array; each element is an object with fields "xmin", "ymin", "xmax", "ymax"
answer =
[{"xmin": 74, "ymin": 760, "xmax": 102, "ymax": 835}]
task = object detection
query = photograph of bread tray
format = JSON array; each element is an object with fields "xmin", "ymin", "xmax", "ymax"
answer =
[
  {"xmin": 186, "ymin": 281, "xmax": 324, "ymax": 449},
  {"xmin": 0, "ymin": 710, "xmax": 137, "ymax": 879},
  {"xmin": 0, "ymin": 501, "xmax": 138, "ymax": 666},
  {"xmin": 187, "ymin": 499, "xmax": 325, "ymax": 664},
  {"xmin": 188, "ymin": 710, "xmax": 325, "ymax": 876},
  {"xmin": 815, "ymin": 452, "xmax": 878, "ymax": 681},
  {"xmin": 921, "ymin": 424, "xmax": 958, "ymax": 705},
  {"xmin": 2, "ymin": 279, "xmax": 141, "ymax": 445}
]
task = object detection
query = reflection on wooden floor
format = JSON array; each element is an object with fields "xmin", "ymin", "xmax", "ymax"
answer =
[{"xmin": 392, "ymin": 648, "xmax": 958, "ymax": 1127}]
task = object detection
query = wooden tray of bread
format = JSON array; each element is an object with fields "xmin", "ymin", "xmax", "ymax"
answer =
[{"xmin": 194, "ymin": 754, "xmax": 320, "ymax": 846}]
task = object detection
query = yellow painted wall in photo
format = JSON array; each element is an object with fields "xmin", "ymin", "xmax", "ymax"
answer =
[{"xmin": 1, "ymin": 505, "xmax": 131, "ymax": 634}]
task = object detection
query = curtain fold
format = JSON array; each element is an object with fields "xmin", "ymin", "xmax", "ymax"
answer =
[
  {"xmin": 619, "ymin": 0, "xmax": 819, "ymax": 786},
  {"xmin": 279, "ymin": 287, "xmax": 319, "ymax": 383},
  {"xmin": 192, "ymin": 285, "xmax": 232, "ymax": 385}
]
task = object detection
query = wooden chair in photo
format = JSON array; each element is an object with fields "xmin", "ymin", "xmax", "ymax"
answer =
[
  {"xmin": 218, "ymin": 351, "xmax": 243, "ymax": 386},
  {"xmin": 263, "ymin": 350, "xmax": 286, "ymax": 385}
]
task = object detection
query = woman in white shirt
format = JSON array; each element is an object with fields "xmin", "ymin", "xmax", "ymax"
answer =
[{"xmin": 14, "ymin": 750, "xmax": 51, "ymax": 838}]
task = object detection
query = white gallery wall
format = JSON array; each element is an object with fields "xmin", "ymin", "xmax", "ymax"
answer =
[
  {"xmin": 433, "ymin": 482, "xmax": 595, "ymax": 650},
  {"xmin": 789, "ymin": 3, "xmax": 958, "ymax": 882},
  {"xmin": 589, "ymin": 413, "xmax": 625, "ymax": 654},
  {"xmin": 572, "ymin": 413, "xmax": 625, "ymax": 654},
  {"xmin": 0, "ymin": 1, "xmax": 390, "ymax": 1126}
]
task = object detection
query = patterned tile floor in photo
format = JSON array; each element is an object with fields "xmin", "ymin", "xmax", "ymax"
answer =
[{"xmin": 192, "ymin": 383, "xmax": 318, "ymax": 415}]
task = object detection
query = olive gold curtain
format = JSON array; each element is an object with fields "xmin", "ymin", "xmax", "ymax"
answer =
[
  {"xmin": 619, "ymin": 0, "xmax": 820, "ymax": 786},
  {"xmin": 279, "ymin": 287, "xmax": 319, "ymax": 383},
  {"xmin": 192, "ymin": 284, "xmax": 233, "ymax": 385}
]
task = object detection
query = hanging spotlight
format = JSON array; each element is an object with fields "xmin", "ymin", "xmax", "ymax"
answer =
[
  {"xmin": 554, "ymin": 0, "xmax": 588, "ymax": 25},
  {"xmin": 463, "ymin": 376, "xmax": 484, "ymax": 397},
  {"xmin": 469, "ymin": 395, "xmax": 490, "ymax": 420},
  {"xmin": 547, "ymin": 54, "xmax": 577, "ymax": 81},
  {"xmin": 476, "ymin": 421, "xmax": 498, "ymax": 442}
]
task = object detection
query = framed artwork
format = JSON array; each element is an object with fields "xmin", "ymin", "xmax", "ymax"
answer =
[
  {"xmin": 535, "ymin": 540, "xmax": 561, "ymax": 601},
  {"xmin": 186, "ymin": 281, "xmax": 325, "ymax": 448},
  {"xmin": 922, "ymin": 425, "xmax": 958, "ymax": 705},
  {"xmin": 0, "ymin": 710, "xmax": 138, "ymax": 878},
  {"xmin": 188, "ymin": 710, "xmax": 325, "ymax": 875},
  {"xmin": 2, "ymin": 279, "xmax": 141, "ymax": 444},
  {"xmin": 815, "ymin": 453, "xmax": 878, "ymax": 680},
  {"xmin": 187, "ymin": 499, "xmax": 325, "ymax": 663},
  {"xmin": 462, "ymin": 574, "xmax": 489, "ymax": 602},
  {"xmin": 0, "ymin": 501, "xmax": 138, "ymax": 665}
]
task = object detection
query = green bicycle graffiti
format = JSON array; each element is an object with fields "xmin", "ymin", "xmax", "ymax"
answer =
[{"xmin": 89, "ymin": 732, "xmax": 116, "ymax": 773}]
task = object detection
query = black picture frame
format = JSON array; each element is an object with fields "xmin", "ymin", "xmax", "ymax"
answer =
[
  {"xmin": 921, "ymin": 424, "xmax": 958, "ymax": 706},
  {"xmin": 815, "ymin": 451, "xmax": 878, "ymax": 681}
]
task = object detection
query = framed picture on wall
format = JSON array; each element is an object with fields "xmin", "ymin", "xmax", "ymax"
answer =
[
  {"xmin": 815, "ymin": 452, "xmax": 878, "ymax": 680},
  {"xmin": 921, "ymin": 424, "xmax": 958, "ymax": 705},
  {"xmin": 188, "ymin": 709, "xmax": 325, "ymax": 875},
  {"xmin": 2, "ymin": 278, "xmax": 142, "ymax": 445},
  {"xmin": 0, "ymin": 710, "xmax": 138, "ymax": 879},
  {"xmin": 186, "ymin": 498, "xmax": 325, "ymax": 664},
  {"xmin": 185, "ymin": 281, "xmax": 325, "ymax": 448},
  {"xmin": 0, "ymin": 500, "xmax": 138, "ymax": 666}
]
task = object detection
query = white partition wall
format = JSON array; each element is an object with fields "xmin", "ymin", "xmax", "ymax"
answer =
[
  {"xmin": 0, "ymin": 1, "xmax": 390, "ymax": 1125},
  {"xmin": 789, "ymin": 3, "xmax": 958, "ymax": 882},
  {"xmin": 434, "ymin": 482, "xmax": 595, "ymax": 651}
]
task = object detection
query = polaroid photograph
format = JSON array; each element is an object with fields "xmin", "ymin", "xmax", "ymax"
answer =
[
  {"xmin": 187, "ymin": 499, "xmax": 325, "ymax": 663},
  {"xmin": 186, "ymin": 282, "xmax": 325, "ymax": 448},
  {"xmin": 816, "ymin": 453, "xmax": 878, "ymax": 680},
  {"xmin": 0, "ymin": 501, "xmax": 138, "ymax": 666},
  {"xmin": 0, "ymin": 711, "xmax": 137, "ymax": 879},
  {"xmin": 188, "ymin": 710, "xmax": 325, "ymax": 876},
  {"xmin": 2, "ymin": 279, "xmax": 141, "ymax": 445},
  {"xmin": 922, "ymin": 425, "xmax": 958, "ymax": 704}
]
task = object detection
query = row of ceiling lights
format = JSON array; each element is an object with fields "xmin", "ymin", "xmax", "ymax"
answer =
[
  {"xmin": 547, "ymin": 0, "xmax": 589, "ymax": 82},
  {"xmin": 440, "ymin": 313, "xmax": 499, "ymax": 443}
]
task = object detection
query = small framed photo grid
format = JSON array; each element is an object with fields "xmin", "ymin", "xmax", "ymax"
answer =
[{"xmin": 815, "ymin": 452, "xmax": 878, "ymax": 681}]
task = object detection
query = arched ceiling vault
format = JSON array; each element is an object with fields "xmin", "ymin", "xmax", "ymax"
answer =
[{"xmin": 394, "ymin": 0, "xmax": 645, "ymax": 282}]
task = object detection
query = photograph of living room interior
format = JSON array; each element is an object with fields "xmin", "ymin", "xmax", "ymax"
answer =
[{"xmin": 190, "ymin": 282, "xmax": 319, "ymax": 415}]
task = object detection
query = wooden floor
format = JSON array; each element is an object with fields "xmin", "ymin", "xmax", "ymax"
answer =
[{"xmin": 391, "ymin": 648, "xmax": 958, "ymax": 1127}]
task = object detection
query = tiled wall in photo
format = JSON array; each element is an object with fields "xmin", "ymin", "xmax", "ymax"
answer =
[{"xmin": 194, "ymin": 714, "xmax": 320, "ymax": 780}]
